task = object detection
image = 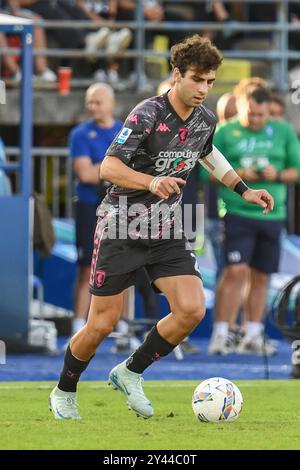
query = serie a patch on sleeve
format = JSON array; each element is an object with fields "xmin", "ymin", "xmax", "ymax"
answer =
[{"xmin": 116, "ymin": 127, "xmax": 133, "ymax": 144}]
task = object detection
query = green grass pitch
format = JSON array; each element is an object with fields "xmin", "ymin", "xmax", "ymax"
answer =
[{"xmin": 0, "ymin": 380, "xmax": 300, "ymax": 450}]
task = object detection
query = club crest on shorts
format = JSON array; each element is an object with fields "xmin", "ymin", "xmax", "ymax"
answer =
[{"xmin": 96, "ymin": 270, "xmax": 106, "ymax": 287}]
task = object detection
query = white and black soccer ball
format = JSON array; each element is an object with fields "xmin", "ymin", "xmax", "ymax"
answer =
[{"xmin": 192, "ymin": 377, "xmax": 243, "ymax": 423}]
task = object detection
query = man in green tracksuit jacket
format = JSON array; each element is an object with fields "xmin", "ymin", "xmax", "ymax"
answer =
[{"xmin": 209, "ymin": 84, "xmax": 300, "ymax": 355}]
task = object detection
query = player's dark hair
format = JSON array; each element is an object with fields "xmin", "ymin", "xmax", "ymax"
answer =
[{"xmin": 170, "ymin": 35, "xmax": 223, "ymax": 76}]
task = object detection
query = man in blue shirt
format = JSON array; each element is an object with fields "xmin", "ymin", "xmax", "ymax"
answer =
[{"xmin": 69, "ymin": 83, "xmax": 122, "ymax": 335}]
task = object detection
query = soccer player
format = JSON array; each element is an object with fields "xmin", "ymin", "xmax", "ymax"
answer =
[{"xmin": 49, "ymin": 35, "xmax": 274, "ymax": 420}]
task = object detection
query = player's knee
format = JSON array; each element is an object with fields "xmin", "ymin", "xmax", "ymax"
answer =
[
  {"xmin": 88, "ymin": 320, "xmax": 114, "ymax": 340},
  {"xmin": 197, "ymin": 304, "xmax": 206, "ymax": 323},
  {"xmin": 88, "ymin": 307, "xmax": 120, "ymax": 339},
  {"xmin": 175, "ymin": 300, "xmax": 205, "ymax": 327},
  {"xmin": 190, "ymin": 304, "xmax": 205, "ymax": 326},
  {"xmin": 99, "ymin": 319, "xmax": 116, "ymax": 336}
]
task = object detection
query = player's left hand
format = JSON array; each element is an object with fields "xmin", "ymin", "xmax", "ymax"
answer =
[{"xmin": 242, "ymin": 188, "xmax": 274, "ymax": 214}]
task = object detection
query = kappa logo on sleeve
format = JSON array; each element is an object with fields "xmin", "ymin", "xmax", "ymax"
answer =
[{"xmin": 116, "ymin": 127, "xmax": 133, "ymax": 144}]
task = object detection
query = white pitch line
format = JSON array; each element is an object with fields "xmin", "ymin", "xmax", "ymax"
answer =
[{"xmin": 0, "ymin": 381, "xmax": 299, "ymax": 391}]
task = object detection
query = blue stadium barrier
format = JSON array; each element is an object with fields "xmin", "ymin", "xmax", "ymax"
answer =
[{"xmin": 0, "ymin": 15, "xmax": 33, "ymax": 345}]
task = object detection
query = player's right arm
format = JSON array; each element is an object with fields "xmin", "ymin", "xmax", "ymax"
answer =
[
  {"xmin": 100, "ymin": 155, "xmax": 185, "ymax": 200},
  {"xmin": 100, "ymin": 102, "xmax": 185, "ymax": 199}
]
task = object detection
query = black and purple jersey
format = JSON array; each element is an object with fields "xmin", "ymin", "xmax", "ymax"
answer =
[
  {"xmin": 105, "ymin": 92, "xmax": 216, "ymax": 205},
  {"xmin": 99, "ymin": 92, "xmax": 216, "ymax": 236}
]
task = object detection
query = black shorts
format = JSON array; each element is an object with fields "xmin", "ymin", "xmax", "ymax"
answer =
[
  {"xmin": 223, "ymin": 213, "xmax": 284, "ymax": 274},
  {"xmin": 89, "ymin": 218, "xmax": 202, "ymax": 296},
  {"xmin": 75, "ymin": 201, "xmax": 98, "ymax": 266}
]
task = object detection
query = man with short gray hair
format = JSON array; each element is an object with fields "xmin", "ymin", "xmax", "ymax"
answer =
[{"xmin": 69, "ymin": 83, "xmax": 122, "ymax": 336}]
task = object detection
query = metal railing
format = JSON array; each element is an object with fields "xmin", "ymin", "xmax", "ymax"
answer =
[
  {"xmin": 6, "ymin": 146, "xmax": 73, "ymax": 218},
  {"xmin": 0, "ymin": 0, "xmax": 299, "ymax": 90}
]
